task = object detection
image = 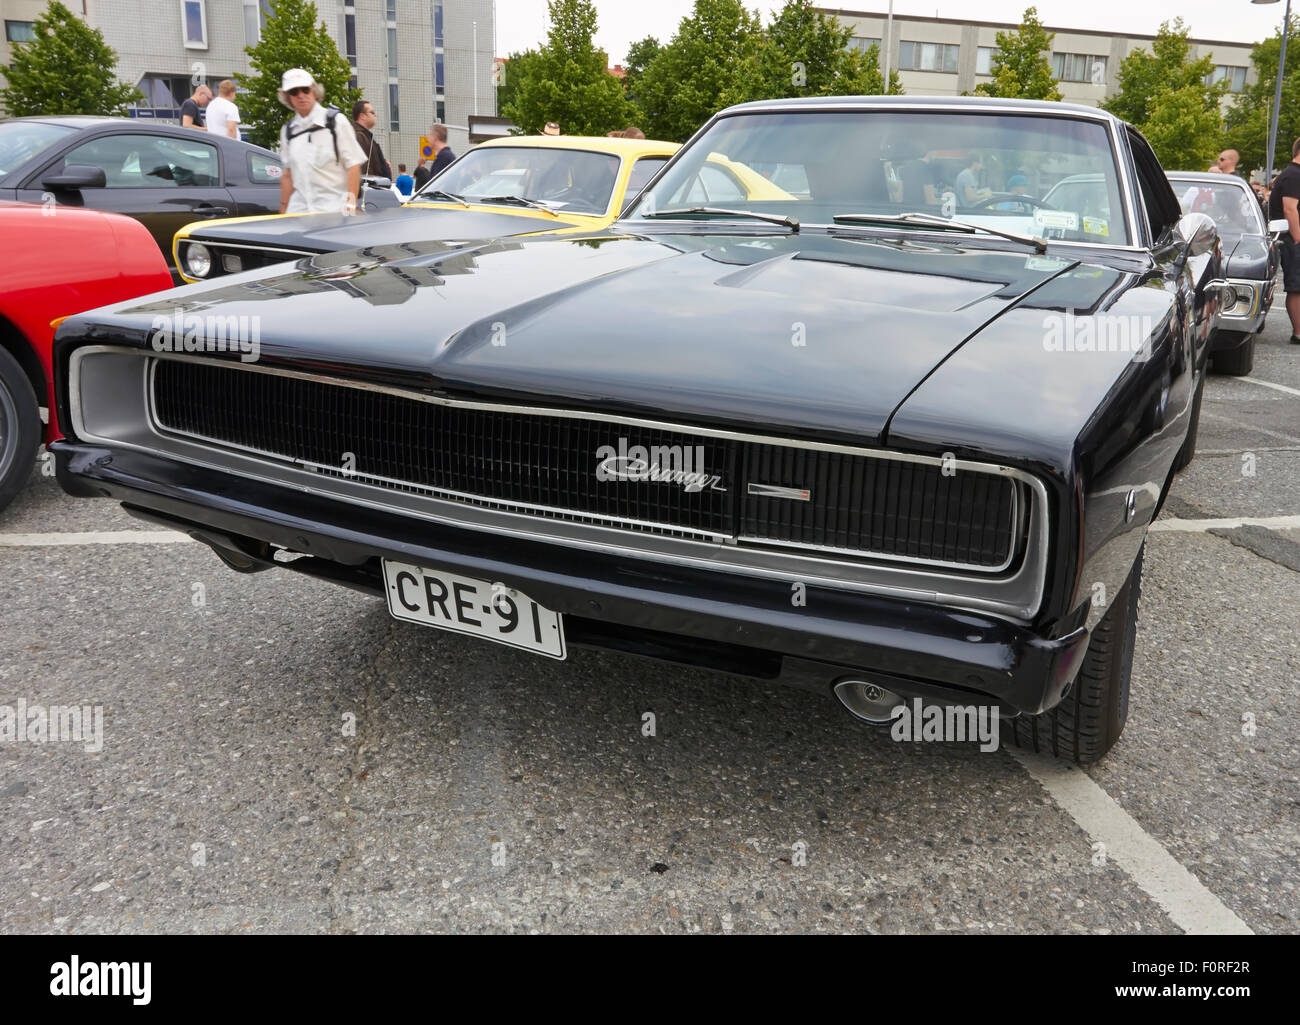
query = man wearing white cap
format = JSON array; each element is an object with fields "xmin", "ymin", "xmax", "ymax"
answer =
[{"xmin": 276, "ymin": 68, "xmax": 366, "ymax": 215}]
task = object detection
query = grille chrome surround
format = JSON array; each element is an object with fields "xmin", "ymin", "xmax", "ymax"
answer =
[
  {"xmin": 145, "ymin": 355, "xmax": 1024, "ymax": 575},
  {"xmin": 66, "ymin": 346, "xmax": 1053, "ymax": 621}
]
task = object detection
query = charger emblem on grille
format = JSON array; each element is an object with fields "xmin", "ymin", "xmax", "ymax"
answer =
[{"xmin": 747, "ymin": 483, "xmax": 811, "ymax": 501}]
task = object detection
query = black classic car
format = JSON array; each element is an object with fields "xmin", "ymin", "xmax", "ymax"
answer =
[
  {"xmin": 1169, "ymin": 170, "xmax": 1283, "ymax": 375},
  {"xmin": 51, "ymin": 97, "xmax": 1221, "ymax": 764},
  {"xmin": 0, "ymin": 117, "xmax": 286, "ymax": 280}
]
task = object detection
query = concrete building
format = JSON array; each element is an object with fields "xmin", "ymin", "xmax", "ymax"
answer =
[
  {"xmin": 0, "ymin": 1, "xmax": 497, "ymax": 162},
  {"xmin": 820, "ymin": 7, "xmax": 1259, "ymax": 107}
]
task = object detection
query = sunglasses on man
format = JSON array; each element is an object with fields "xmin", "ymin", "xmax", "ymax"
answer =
[{"xmin": 288, "ymin": 85, "xmax": 312, "ymax": 96}]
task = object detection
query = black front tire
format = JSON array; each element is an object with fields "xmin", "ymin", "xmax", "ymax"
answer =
[
  {"xmin": 1211, "ymin": 332, "xmax": 1254, "ymax": 376},
  {"xmin": 1009, "ymin": 545, "xmax": 1143, "ymax": 765},
  {"xmin": 0, "ymin": 344, "xmax": 40, "ymax": 513}
]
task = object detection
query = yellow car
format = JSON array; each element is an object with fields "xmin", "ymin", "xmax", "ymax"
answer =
[{"xmin": 172, "ymin": 135, "xmax": 681, "ymax": 283}]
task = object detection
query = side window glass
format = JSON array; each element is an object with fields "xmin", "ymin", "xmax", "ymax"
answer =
[{"xmin": 58, "ymin": 133, "xmax": 219, "ymax": 188}]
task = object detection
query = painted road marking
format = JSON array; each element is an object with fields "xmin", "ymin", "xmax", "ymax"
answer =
[
  {"xmin": 1011, "ymin": 751, "xmax": 1254, "ymax": 935},
  {"xmin": 1235, "ymin": 376, "xmax": 1300, "ymax": 400},
  {"xmin": 0, "ymin": 531, "xmax": 194, "ymax": 546},
  {"xmin": 1151, "ymin": 515, "xmax": 1300, "ymax": 532}
]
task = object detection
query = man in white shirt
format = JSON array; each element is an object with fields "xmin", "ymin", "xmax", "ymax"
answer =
[
  {"xmin": 205, "ymin": 80, "xmax": 241, "ymax": 140},
  {"xmin": 276, "ymin": 68, "xmax": 365, "ymax": 215}
]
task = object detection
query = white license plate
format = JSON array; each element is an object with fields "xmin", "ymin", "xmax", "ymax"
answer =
[{"xmin": 381, "ymin": 560, "xmax": 566, "ymax": 659}]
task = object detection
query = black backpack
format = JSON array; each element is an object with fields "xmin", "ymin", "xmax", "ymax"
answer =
[{"xmin": 283, "ymin": 106, "xmax": 342, "ymax": 163}]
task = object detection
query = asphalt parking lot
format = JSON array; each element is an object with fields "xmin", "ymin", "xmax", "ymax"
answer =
[{"xmin": 1, "ymin": 312, "xmax": 1297, "ymax": 935}]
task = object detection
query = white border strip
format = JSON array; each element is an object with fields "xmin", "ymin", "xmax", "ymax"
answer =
[
  {"xmin": 1236, "ymin": 376, "xmax": 1300, "ymax": 400},
  {"xmin": 1150, "ymin": 515, "xmax": 1300, "ymax": 533},
  {"xmin": 1011, "ymin": 751, "xmax": 1254, "ymax": 934},
  {"xmin": 0, "ymin": 531, "xmax": 194, "ymax": 547}
]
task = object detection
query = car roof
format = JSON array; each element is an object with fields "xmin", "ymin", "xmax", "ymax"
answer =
[
  {"xmin": 477, "ymin": 134, "xmax": 679, "ymax": 158},
  {"xmin": 1, "ymin": 115, "xmax": 279, "ymax": 156},
  {"xmin": 1166, "ymin": 171, "xmax": 1251, "ymax": 187},
  {"xmin": 717, "ymin": 94, "xmax": 1120, "ymax": 123}
]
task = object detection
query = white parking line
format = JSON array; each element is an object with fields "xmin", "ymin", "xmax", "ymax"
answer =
[
  {"xmin": 0, "ymin": 531, "xmax": 193, "ymax": 546},
  {"xmin": 1236, "ymin": 376, "xmax": 1300, "ymax": 400},
  {"xmin": 1150, "ymin": 515, "xmax": 1300, "ymax": 532},
  {"xmin": 1010, "ymin": 751, "xmax": 1254, "ymax": 935}
]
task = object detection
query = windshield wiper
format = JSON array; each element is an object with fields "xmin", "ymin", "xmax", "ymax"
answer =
[
  {"xmin": 832, "ymin": 211, "xmax": 1046, "ymax": 253},
  {"xmin": 418, "ymin": 188, "xmax": 470, "ymax": 207},
  {"xmin": 642, "ymin": 207, "xmax": 800, "ymax": 231},
  {"xmin": 477, "ymin": 195, "xmax": 559, "ymax": 217}
]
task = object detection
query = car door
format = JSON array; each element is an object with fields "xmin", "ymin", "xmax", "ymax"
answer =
[
  {"xmin": 18, "ymin": 130, "xmax": 233, "ymax": 273},
  {"xmin": 224, "ymin": 146, "xmax": 285, "ymax": 218}
]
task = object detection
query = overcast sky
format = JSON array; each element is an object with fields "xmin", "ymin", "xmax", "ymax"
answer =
[{"xmin": 493, "ymin": 1, "xmax": 1289, "ymax": 64}]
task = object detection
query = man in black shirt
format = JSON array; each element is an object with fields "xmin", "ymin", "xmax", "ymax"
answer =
[
  {"xmin": 351, "ymin": 100, "xmax": 392, "ymax": 178},
  {"xmin": 428, "ymin": 124, "xmax": 456, "ymax": 176},
  {"xmin": 412, "ymin": 158, "xmax": 432, "ymax": 193},
  {"xmin": 179, "ymin": 84, "xmax": 211, "ymax": 130},
  {"xmin": 1267, "ymin": 137, "xmax": 1300, "ymax": 344}
]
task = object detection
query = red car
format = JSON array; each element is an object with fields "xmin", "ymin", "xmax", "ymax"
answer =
[{"xmin": 0, "ymin": 200, "xmax": 171, "ymax": 510}]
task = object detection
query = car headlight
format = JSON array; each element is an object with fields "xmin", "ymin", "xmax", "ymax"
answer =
[{"xmin": 184, "ymin": 242, "xmax": 212, "ymax": 278}]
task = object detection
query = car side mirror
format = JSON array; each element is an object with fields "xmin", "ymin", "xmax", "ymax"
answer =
[
  {"xmin": 41, "ymin": 164, "xmax": 107, "ymax": 190},
  {"xmin": 1268, "ymin": 217, "xmax": 1289, "ymax": 236},
  {"xmin": 364, "ymin": 175, "xmax": 392, "ymax": 190},
  {"xmin": 1174, "ymin": 212, "xmax": 1218, "ymax": 258}
]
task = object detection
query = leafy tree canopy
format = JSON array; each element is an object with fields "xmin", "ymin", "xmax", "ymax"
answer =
[
  {"xmin": 0, "ymin": 1, "xmax": 141, "ymax": 117},
  {"xmin": 974, "ymin": 6, "xmax": 1063, "ymax": 101}
]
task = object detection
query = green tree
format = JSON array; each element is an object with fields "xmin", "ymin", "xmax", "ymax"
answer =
[
  {"xmin": 504, "ymin": 0, "xmax": 633, "ymax": 136},
  {"xmin": 633, "ymin": 0, "xmax": 765, "ymax": 142},
  {"xmin": 1141, "ymin": 83, "xmax": 1228, "ymax": 170},
  {"xmin": 974, "ymin": 6, "xmax": 1062, "ymax": 101},
  {"xmin": 622, "ymin": 36, "xmax": 661, "ymax": 106},
  {"xmin": 1225, "ymin": 15, "xmax": 1300, "ymax": 174},
  {"xmin": 0, "ymin": 1, "xmax": 141, "ymax": 116},
  {"xmin": 235, "ymin": 0, "xmax": 360, "ymax": 150},
  {"xmin": 1102, "ymin": 18, "xmax": 1225, "ymax": 168},
  {"xmin": 726, "ymin": 1, "xmax": 902, "ymax": 103},
  {"xmin": 495, "ymin": 48, "xmax": 542, "ymax": 124}
]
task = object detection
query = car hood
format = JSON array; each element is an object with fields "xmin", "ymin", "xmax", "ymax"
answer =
[
  {"xmin": 1221, "ymin": 233, "xmax": 1271, "ymax": 277},
  {"xmin": 186, "ymin": 205, "xmax": 588, "ymax": 251},
  {"xmin": 82, "ymin": 231, "xmax": 1107, "ymax": 447}
]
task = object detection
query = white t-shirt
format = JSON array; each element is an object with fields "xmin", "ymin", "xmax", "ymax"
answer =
[
  {"xmin": 205, "ymin": 96, "xmax": 240, "ymax": 138},
  {"xmin": 278, "ymin": 103, "xmax": 367, "ymax": 214}
]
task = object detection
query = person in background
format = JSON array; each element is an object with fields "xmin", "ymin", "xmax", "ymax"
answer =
[
  {"xmin": 395, "ymin": 163, "xmax": 414, "ymax": 197},
  {"xmin": 351, "ymin": 99, "xmax": 392, "ymax": 179},
  {"xmin": 542, "ymin": 121, "xmax": 561, "ymax": 136},
  {"xmin": 622, "ymin": 126, "xmax": 645, "ymax": 139},
  {"xmin": 412, "ymin": 157, "xmax": 432, "ymax": 192},
  {"xmin": 179, "ymin": 84, "xmax": 211, "ymax": 130},
  {"xmin": 204, "ymin": 80, "xmax": 240, "ymax": 139},
  {"xmin": 277, "ymin": 68, "xmax": 365, "ymax": 215},
  {"xmin": 606, "ymin": 129, "xmax": 625, "ymax": 138},
  {"xmin": 1209, "ymin": 149, "xmax": 1240, "ymax": 176},
  {"xmin": 955, "ymin": 154, "xmax": 991, "ymax": 208},
  {"xmin": 1267, "ymin": 137, "xmax": 1300, "ymax": 345},
  {"xmin": 428, "ymin": 124, "xmax": 456, "ymax": 176}
]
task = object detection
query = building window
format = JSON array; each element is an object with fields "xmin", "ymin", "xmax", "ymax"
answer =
[
  {"xmin": 181, "ymin": 0, "xmax": 208, "ymax": 49},
  {"xmin": 344, "ymin": 9, "xmax": 356, "ymax": 68},
  {"xmin": 386, "ymin": 0, "xmax": 397, "ymax": 20},
  {"xmin": 976, "ymin": 46, "xmax": 1000, "ymax": 75},
  {"xmin": 389, "ymin": 83, "xmax": 400, "ymax": 131},
  {"xmin": 435, "ymin": 51, "xmax": 445, "ymax": 92},
  {"xmin": 434, "ymin": 0, "xmax": 443, "ymax": 47},
  {"xmin": 897, "ymin": 41, "xmax": 959, "ymax": 73},
  {"xmin": 1206, "ymin": 64, "xmax": 1247, "ymax": 92},
  {"xmin": 1052, "ymin": 52, "xmax": 1108, "ymax": 83},
  {"xmin": 436, "ymin": 99, "xmax": 446, "ymax": 123},
  {"xmin": 243, "ymin": 1, "xmax": 273, "ymax": 46},
  {"xmin": 847, "ymin": 36, "xmax": 879, "ymax": 54},
  {"xmin": 4, "ymin": 20, "xmax": 36, "ymax": 43},
  {"xmin": 387, "ymin": 26, "xmax": 398, "ymax": 77}
]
